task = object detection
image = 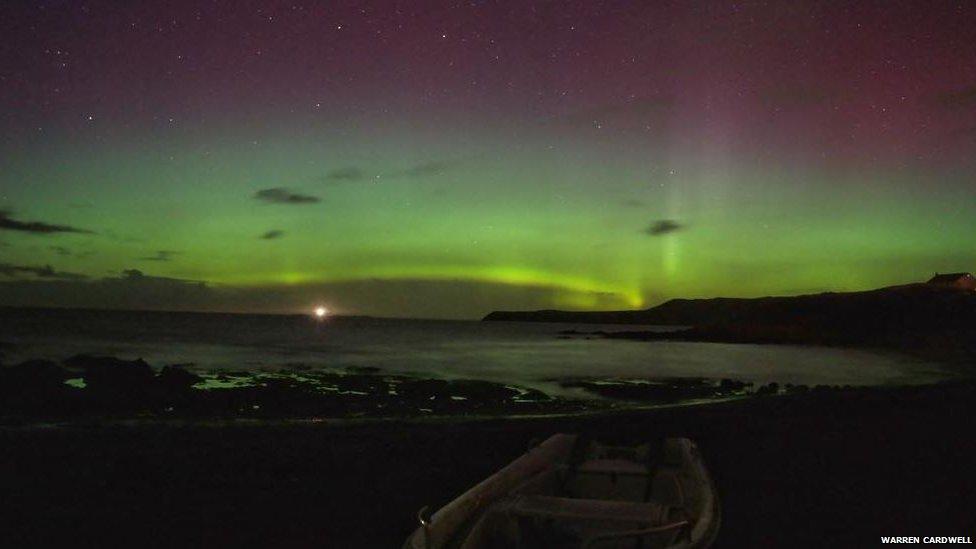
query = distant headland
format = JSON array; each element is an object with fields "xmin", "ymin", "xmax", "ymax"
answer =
[{"xmin": 484, "ymin": 274, "xmax": 976, "ymax": 362}]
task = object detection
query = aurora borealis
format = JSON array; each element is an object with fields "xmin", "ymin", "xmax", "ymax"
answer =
[{"xmin": 1, "ymin": 1, "xmax": 975, "ymax": 318}]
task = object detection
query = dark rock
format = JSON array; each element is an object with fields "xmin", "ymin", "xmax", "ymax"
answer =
[
  {"xmin": 334, "ymin": 373, "xmax": 387, "ymax": 394},
  {"xmin": 64, "ymin": 354, "xmax": 155, "ymax": 394},
  {"xmin": 449, "ymin": 380, "xmax": 519, "ymax": 402},
  {"xmin": 158, "ymin": 365, "xmax": 203, "ymax": 391},
  {"xmin": 0, "ymin": 359, "xmax": 77, "ymax": 416},
  {"xmin": 397, "ymin": 378, "xmax": 451, "ymax": 401},
  {"xmin": 557, "ymin": 377, "xmax": 719, "ymax": 403},
  {"xmin": 0, "ymin": 359, "xmax": 70, "ymax": 391},
  {"xmin": 512, "ymin": 387, "xmax": 551, "ymax": 402},
  {"xmin": 787, "ymin": 384, "xmax": 810, "ymax": 394},
  {"xmin": 719, "ymin": 378, "xmax": 750, "ymax": 393}
]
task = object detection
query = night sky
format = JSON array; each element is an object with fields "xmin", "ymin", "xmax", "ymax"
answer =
[{"xmin": 1, "ymin": 1, "xmax": 975, "ymax": 318}]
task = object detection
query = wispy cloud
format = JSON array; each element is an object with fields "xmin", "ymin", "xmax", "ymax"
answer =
[
  {"xmin": 644, "ymin": 219, "xmax": 685, "ymax": 236},
  {"xmin": 388, "ymin": 161, "xmax": 450, "ymax": 178},
  {"xmin": 253, "ymin": 188, "xmax": 321, "ymax": 204},
  {"xmin": 119, "ymin": 269, "xmax": 201, "ymax": 285},
  {"xmin": 321, "ymin": 161, "xmax": 453, "ymax": 184},
  {"xmin": 138, "ymin": 250, "xmax": 180, "ymax": 262},
  {"xmin": 324, "ymin": 167, "xmax": 365, "ymax": 182},
  {"xmin": 0, "ymin": 262, "xmax": 88, "ymax": 280},
  {"xmin": 51, "ymin": 246, "xmax": 95, "ymax": 259},
  {"xmin": 260, "ymin": 230, "xmax": 284, "ymax": 240},
  {"xmin": 0, "ymin": 210, "xmax": 94, "ymax": 235}
]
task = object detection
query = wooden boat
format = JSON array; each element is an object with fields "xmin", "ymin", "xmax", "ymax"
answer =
[{"xmin": 404, "ymin": 434, "xmax": 720, "ymax": 549}]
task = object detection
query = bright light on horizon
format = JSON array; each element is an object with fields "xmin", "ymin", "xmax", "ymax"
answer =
[{"xmin": 314, "ymin": 306, "xmax": 328, "ymax": 318}]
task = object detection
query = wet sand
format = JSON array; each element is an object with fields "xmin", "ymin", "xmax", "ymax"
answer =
[{"xmin": 2, "ymin": 381, "xmax": 975, "ymax": 548}]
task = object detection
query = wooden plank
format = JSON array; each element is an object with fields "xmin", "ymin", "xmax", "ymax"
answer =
[
  {"xmin": 576, "ymin": 459, "xmax": 648, "ymax": 476},
  {"xmin": 404, "ymin": 433, "xmax": 577, "ymax": 549},
  {"xmin": 511, "ymin": 495, "xmax": 668, "ymax": 524}
]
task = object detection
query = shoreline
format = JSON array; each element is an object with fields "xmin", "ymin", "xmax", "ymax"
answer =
[
  {"xmin": 1, "ymin": 350, "xmax": 956, "ymax": 426},
  {"xmin": 0, "ymin": 393, "xmax": 757, "ymax": 431}
]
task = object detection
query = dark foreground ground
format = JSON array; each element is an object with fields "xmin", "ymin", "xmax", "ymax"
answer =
[{"xmin": 3, "ymin": 382, "xmax": 976, "ymax": 548}]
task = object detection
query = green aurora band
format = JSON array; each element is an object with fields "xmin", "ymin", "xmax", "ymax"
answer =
[{"xmin": 2, "ymin": 118, "xmax": 974, "ymax": 318}]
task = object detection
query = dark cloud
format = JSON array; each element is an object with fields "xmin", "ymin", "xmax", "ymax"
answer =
[
  {"xmin": 0, "ymin": 269, "xmax": 211, "ymax": 311},
  {"xmin": 260, "ymin": 230, "xmax": 284, "ymax": 240},
  {"xmin": 320, "ymin": 161, "xmax": 452, "ymax": 183},
  {"xmin": 138, "ymin": 250, "xmax": 180, "ymax": 261},
  {"xmin": 118, "ymin": 268, "xmax": 207, "ymax": 288},
  {"xmin": 324, "ymin": 167, "xmax": 365, "ymax": 182},
  {"xmin": 622, "ymin": 199, "xmax": 646, "ymax": 208},
  {"xmin": 933, "ymin": 86, "xmax": 976, "ymax": 109},
  {"xmin": 50, "ymin": 246, "xmax": 95, "ymax": 259},
  {"xmin": 0, "ymin": 262, "xmax": 88, "ymax": 280},
  {"xmin": 644, "ymin": 219, "xmax": 685, "ymax": 236},
  {"xmin": 253, "ymin": 188, "xmax": 321, "ymax": 204},
  {"xmin": 389, "ymin": 161, "xmax": 450, "ymax": 178},
  {"xmin": 123, "ymin": 269, "xmax": 169, "ymax": 281},
  {"xmin": 0, "ymin": 210, "xmax": 94, "ymax": 235}
]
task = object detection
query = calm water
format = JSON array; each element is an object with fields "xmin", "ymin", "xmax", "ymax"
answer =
[{"xmin": 0, "ymin": 308, "xmax": 949, "ymax": 396}]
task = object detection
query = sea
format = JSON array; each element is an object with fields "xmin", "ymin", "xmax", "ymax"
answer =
[{"xmin": 0, "ymin": 307, "xmax": 950, "ymax": 399}]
